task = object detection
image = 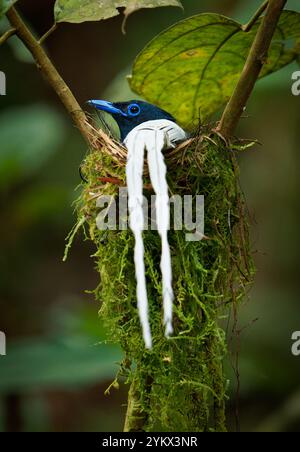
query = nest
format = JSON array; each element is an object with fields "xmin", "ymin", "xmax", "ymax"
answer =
[
  {"xmin": 71, "ymin": 123, "xmax": 255, "ymax": 432},
  {"xmin": 86, "ymin": 119, "xmax": 198, "ymax": 160}
]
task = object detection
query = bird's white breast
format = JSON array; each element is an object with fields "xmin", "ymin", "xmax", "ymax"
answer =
[{"xmin": 124, "ymin": 119, "xmax": 187, "ymax": 149}]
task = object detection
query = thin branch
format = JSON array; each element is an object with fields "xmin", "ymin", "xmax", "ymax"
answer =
[
  {"xmin": 39, "ymin": 23, "xmax": 58, "ymax": 45},
  {"xmin": 0, "ymin": 28, "xmax": 16, "ymax": 46},
  {"xmin": 124, "ymin": 374, "xmax": 152, "ymax": 432},
  {"xmin": 6, "ymin": 7, "xmax": 94, "ymax": 147},
  {"xmin": 242, "ymin": 0, "xmax": 269, "ymax": 32},
  {"xmin": 216, "ymin": 0, "xmax": 287, "ymax": 141}
]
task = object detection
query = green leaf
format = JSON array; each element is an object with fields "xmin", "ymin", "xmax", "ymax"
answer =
[
  {"xmin": 0, "ymin": 336, "xmax": 122, "ymax": 393},
  {"xmin": 54, "ymin": 0, "xmax": 183, "ymax": 27},
  {"xmin": 129, "ymin": 11, "xmax": 300, "ymax": 127},
  {"xmin": 0, "ymin": 0, "xmax": 18, "ymax": 18}
]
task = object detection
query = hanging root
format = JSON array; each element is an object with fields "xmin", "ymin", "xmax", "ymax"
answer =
[{"xmin": 74, "ymin": 128, "xmax": 255, "ymax": 432}]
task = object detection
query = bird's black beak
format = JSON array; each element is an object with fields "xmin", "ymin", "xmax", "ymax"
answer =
[{"xmin": 88, "ymin": 100, "xmax": 126, "ymax": 116}]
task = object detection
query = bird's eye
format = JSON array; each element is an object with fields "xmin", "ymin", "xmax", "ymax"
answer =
[{"xmin": 127, "ymin": 104, "xmax": 141, "ymax": 117}]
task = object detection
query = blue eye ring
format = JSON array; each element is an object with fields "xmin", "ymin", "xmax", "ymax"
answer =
[{"xmin": 127, "ymin": 103, "xmax": 141, "ymax": 117}]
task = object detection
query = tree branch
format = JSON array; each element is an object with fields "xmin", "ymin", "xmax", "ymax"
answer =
[
  {"xmin": 242, "ymin": 0, "xmax": 269, "ymax": 32},
  {"xmin": 6, "ymin": 7, "xmax": 93, "ymax": 147},
  {"xmin": 0, "ymin": 28, "xmax": 16, "ymax": 45},
  {"xmin": 123, "ymin": 378, "xmax": 148, "ymax": 432},
  {"xmin": 124, "ymin": 374, "xmax": 152, "ymax": 432},
  {"xmin": 216, "ymin": 0, "xmax": 287, "ymax": 140},
  {"xmin": 39, "ymin": 23, "xmax": 58, "ymax": 45}
]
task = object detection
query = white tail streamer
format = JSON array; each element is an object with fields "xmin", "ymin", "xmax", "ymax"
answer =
[
  {"xmin": 124, "ymin": 120, "xmax": 187, "ymax": 348},
  {"xmin": 146, "ymin": 129, "xmax": 173, "ymax": 338},
  {"xmin": 125, "ymin": 132, "xmax": 152, "ymax": 349}
]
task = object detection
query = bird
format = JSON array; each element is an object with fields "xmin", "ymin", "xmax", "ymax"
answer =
[
  {"xmin": 87, "ymin": 99, "xmax": 182, "ymax": 142},
  {"xmin": 89, "ymin": 99, "xmax": 187, "ymax": 349}
]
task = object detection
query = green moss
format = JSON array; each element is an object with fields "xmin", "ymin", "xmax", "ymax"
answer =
[{"xmin": 73, "ymin": 134, "xmax": 255, "ymax": 432}]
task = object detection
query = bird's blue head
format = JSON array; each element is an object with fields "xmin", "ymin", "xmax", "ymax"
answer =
[{"xmin": 88, "ymin": 99, "xmax": 176, "ymax": 142}]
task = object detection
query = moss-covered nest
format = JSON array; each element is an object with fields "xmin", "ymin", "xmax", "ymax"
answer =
[{"xmin": 70, "ymin": 125, "xmax": 255, "ymax": 432}]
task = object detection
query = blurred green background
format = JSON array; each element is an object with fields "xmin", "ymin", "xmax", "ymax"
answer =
[{"xmin": 0, "ymin": 0, "xmax": 300, "ymax": 432}]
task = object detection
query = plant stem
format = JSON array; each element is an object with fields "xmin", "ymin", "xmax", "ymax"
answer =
[
  {"xmin": 124, "ymin": 375, "xmax": 152, "ymax": 432},
  {"xmin": 217, "ymin": 0, "xmax": 287, "ymax": 140},
  {"xmin": 0, "ymin": 28, "xmax": 16, "ymax": 45},
  {"xmin": 39, "ymin": 23, "xmax": 58, "ymax": 45},
  {"xmin": 242, "ymin": 0, "xmax": 269, "ymax": 32},
  {"xmin": 6, "ymin": 7, "xmax": 93, "ymax": 147}
]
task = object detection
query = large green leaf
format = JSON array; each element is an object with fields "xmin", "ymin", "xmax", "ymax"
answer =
[
  {"xmin": 54, "ymin": 0, "xmax": 183, "ymax": 24},
  {"xmin": 0, "ymin": 0, "xmax": 18, "ymax": 18},
  {"xmin": 0, "ymin": 336, "xmax": 122, "ymax": 393},
  {"xmin": 129, "ymin": 11, "xmax": 300, "ymax": 127}
]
